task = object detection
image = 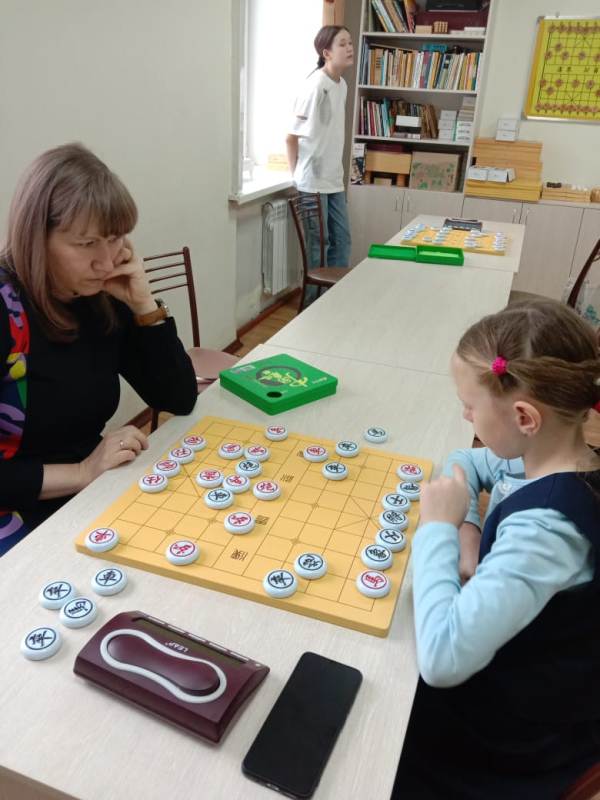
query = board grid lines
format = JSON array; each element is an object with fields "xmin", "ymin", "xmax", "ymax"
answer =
[{"xmin": 75, "ymin": 416, "xmax": 433, "ymax": 636}]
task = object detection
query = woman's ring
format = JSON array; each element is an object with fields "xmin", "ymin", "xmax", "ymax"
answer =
[{"xmin": 119, "ymin": 440, "xmax": 125, "ymax": 449}]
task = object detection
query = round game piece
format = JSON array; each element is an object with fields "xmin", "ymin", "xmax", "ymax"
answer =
[
  {"xmin": 244, "ymin": 444, "xmax": 270, "ymax": 462},
  {"xmin": 235, "ymin": 459, "xmax": 262, "ymax": 478},
  {"xmin": 335, "ymin": 440, "xmax": 360, "ymax": 458},
  {"xmin": 21, "ymin": 626, "xmax": 62, "ymax": 661},
  {"xmin": 294, "ymin": 553, "xmax": 327, "ymax": 580},
  {"xmin": 253, "ymin": 480, "xmax": 282, "ymax": 501},
  {"xmin": 396, "ymin": 463, "xmax": 424, "ymax": 482},
  {"xmin": 361, "ymin": 544, "xmax": 393, "ymax": 570},
  {"xmin": 85, "ymin": 527, "xmax": 119, "ymax": 553},
  {"xmin": 364, "ymin": 427, "xmax": 388, "ymax": 444},
  {"xmin": 224, "ymin": 511, "xmax": 255, "ymax": 535},
  {"xmin": 39, "ymin": 579, "xmax": 76, "ymax": 610},
  {"xmin": 138, "ymin": 473, "xmax": 168, "ymax": 493},
  {"xmin": 356, "ymin": 570, "xmax": 391, "ymax": 599},
  {"xmin": 169, "ymin": 446, "xmax": 194, "ymax": 464},
  {"xmin": 218, "ymin": 442, "xmax": 244, "ymax": 460},
  {"xmin": 165, "ymin": 539, "xmax": 199, "ymax": 566},
  {"xmin": 223, "ymin": 474, "xmax": 251, "ymax": 494},
  {"xmin": 381, "ymin": 492, "xmax": 411, "ymax": 513},
  {"xmin": 204, "ymin": 488, "xmax": 234, "ymax": 510},
  {"xmin": 265, "ymin": 425, "xmax": 288, "ymax": 441},
  {"xmin": 322, "ymin": 462, "xmax": 349, "ymax": 481},
  {"xmin": 379, "ymin": 510, "xmax": 409, "ymax": 531},
  {"xmin": 303, "ymin": 445, "xmax": 328, "ymax": 463},
  {"xmin": 59, "ymin": 597, "xmax": 98, "ymax": 629},
  {"xmin": 263, "ymin": 569, "xmax": 297, "ymax": 599},
  {"xmin": 153, "ymin": 459, "xmax": 181, "ymax": 478},
  {"xmin": 91, "ymin": 567, "xmax": 128, "ymax": 596},
  {"xmin": 196, "ymin": 469, "xmax": 224, "ymax": 488},
  {"xmin": 182, "ymin": 434, "xmax": 207, "ymax": 452},
  {"xmin": 376, "ymin": 528, "xmax": 407, "ymax": 553},
  {"xmin": 397, "ymin": 481, "xmax": 421, "ymax": 501}
]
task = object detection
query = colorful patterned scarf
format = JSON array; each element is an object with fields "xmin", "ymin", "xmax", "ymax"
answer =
[{"xmin": 0, "ymin": 271, "xmax": 30, "ymax": 551}]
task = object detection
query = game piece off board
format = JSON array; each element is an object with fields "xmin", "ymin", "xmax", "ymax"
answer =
[
  {"xmin": 75, "ymin": 416, "xmax": 433, "ymax": 637},
  {"xmin": 401, "ymin": 225, "xmax": 508, "ymax": 256},
  {"xmin": 219, "ymin": 353, "xmax": 338, "ymax": 414}
]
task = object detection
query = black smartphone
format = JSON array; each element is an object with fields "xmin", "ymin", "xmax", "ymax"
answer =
[{"xmin": 242, "ymin": 652, "xmax": 362, "ymax": 799}]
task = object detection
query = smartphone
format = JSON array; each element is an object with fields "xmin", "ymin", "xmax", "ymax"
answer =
[{"xmin": 242, "ymin": 651, "xmax": 362, "ymax": 799}]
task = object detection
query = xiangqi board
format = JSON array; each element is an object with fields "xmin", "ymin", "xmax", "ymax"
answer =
[
  {"xmin": 401, "ymin": 225, "xmax": 508, "ymax": 255},
  {"xmin": 75, "ymin": 416, "xmax": 433, "ymax": 637}
]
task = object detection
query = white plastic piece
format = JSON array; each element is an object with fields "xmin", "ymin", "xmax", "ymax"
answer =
[
  {"xmin": 253, "ymin": 480, "xmax": 282, "ymax": 501},
  {"xmin": 39, "ymin": 579, "xmax": 76, "ymax": 610},
  {"xmin": 265, "ymin": 425, "xmax": 288, "ymax": 441},
  {"xmin": 363, "ymin": 427, "xmax": 388, "ymax": 444},
  {"xmin": 138, "ymin": 474, "xmax": 168, "ymax": 493},
  {"xmin": 218, "ymin": 443, "xmax": 244, "ymax": 460},
  {"xmin": 195, "ymin": 469, "xmax": 224, "ymax": 489},
  {"xmin": 381, "ymin": 493, "xmax": 411, "ymax": 513},
  {"xmin": 21, "ymin": 626, "xmax": 62, "ymax": 660},
  {"xmin": 223, "ymin": 474, "xmax": 251, "ymax": 494},
  {"xmin": 59, "ymin": 597, "xmax": 98, "ymax": 629},
  {"xmin": 396, "ymin": 463, "xmax": 424, "ymax": 482},
  {"xmin": 91, "ymin": 567, "xmax": 128, "ymax": 596},
  {"xmin": 224, "ymin": 511, "xmax": 255, "ymax": 535},
  {"xmin": 85, "ymin": 527, "xmax": 119, "ymax": 552},
  {"xmin": 182, "ymin": 435, "xmax": 207, "ymax": 451},
  {"xmin": 361, "ymin": 544, "xmax": 393, "ymax": 570},
  {"xmin": 335, "ymin": 440, "xmax": 360, "ymax": 458},
  {"xmin": 376, "ymin": 529, "xmax": 407, "ymax": 553},
  {"xmin": 322, "ymin": 462, "xmax": 349, "ymax": 481},
  {"xmin": 235, "ymin": 459, "xmax": 262, "ymax": 478},
  {"xmin": 263, "ymin": 569, "xmax": 297, "ymax": 598},
  {"xmin": 294, "ymin": 553, "xmax": 327, "ymax": 580},
  {"xmin": 379, "ymin": 510, "xmax": 409, "ymax": 531},
  {"xmin": 165, "ymin": 540, "xmax": 199, "ymax": 566},
  {"xmin": 356, "ymin": 570, "xmax": 390, "ymax": 599},
  {"xmin": 169, "ymin": 446, "xmax": 194, "ymax": 464},
  {"xmin": 244, "ymin": 444, "xmax": 270, "ymax": 462},
  {"xmin": 303, "ymin": 445, "xmax": 328, "ymax": 462},
  {"xmin": 153, "ymin": 459, "xmax": 181, "ymax": 478},
  {"xmin": 204, "ymin": 488, "xmax": 234, "ymax": 510}
]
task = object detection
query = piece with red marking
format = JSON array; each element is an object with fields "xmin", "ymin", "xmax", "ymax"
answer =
[
  {"xmin": 265, "ymin": 425, "xmax": 288, "ymax": 441},
  {"xmin": 195, "ymin": 469, "xmax": 224, "ymax": 489},
  {"xmin": 244, "ymin": 444, "xmax": 270, "ymax": 462},
  {"xmin": 85, "ymin": 527, "xmax": 119, "ymax": 552},
  {"xmin": 138, "ymin": 473, "xmax": 168, "ymax": 493},
  {"xmin": 396, "ymin": 463, "xmax": 424, "ymax": 482},
  {"xmin": 218, "ymin": 442, "xmax": 244, "ymax": 460},
  {"xmin": 253, "ymin": 480, "xmax": 281, "ymax": 501},
  {"xmin": 224, "ymin": 511, "xmax": 255, "ymax": 535},
  {"xmin": 169, "ymin": 446, "xmax": 194, "ymax": 464},
  {"xmin": 356, "ymin": 570, "xmax": 391, "ymax": 599},
  {"xmin": 165, "ymin": 539, "xmax": 199, "ymax": 566},
  {"xmin": 182, "ymin": 434, "xmax": 207, "ymax": 452},
  {"xmin": 153, "ymin": 459, "xmax": 181, "ymax": 478},
  {"xmin": 223, "ymin": 474, "xmax": 251, "ymax": 494},
  {"xmin": 303, "ymin": 445, "xmax": 328, "ymax": 463}
]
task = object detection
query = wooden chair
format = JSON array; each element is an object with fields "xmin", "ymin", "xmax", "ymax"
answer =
[
  {"xmin": 288, "ymin": 193, "xmax": 351, "ymax": 312},
  {"xmin": 566, "ymin": 236, "xmax": 600, "ymax": 312},
  {"xmin": 143, "ymin": 247, "xmax": 239, "ymax": 432},
  {"xmin": 562, "ymin": 763, "xmax": 600, "ymax": 800}
]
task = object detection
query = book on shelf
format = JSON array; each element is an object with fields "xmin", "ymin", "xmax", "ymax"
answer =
[
  {"xmin": 359, "ymin": 97, "xmax": 438, "ymax": 139},
  {"xmin": 402, "ymin": 0, "xmax": 417, "ymax": 33},
  {"xmin": 369, "ymin": 0, "xmax": 409, "ymax": 33},
  {"xmin": 351, "ymin": 143, "xmax": 367, "ymax": 185},
  {"xmin": 361, "ymin": 44, "xmax": 480, "ymax": 91}
]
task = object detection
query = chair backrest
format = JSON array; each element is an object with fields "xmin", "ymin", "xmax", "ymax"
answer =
[
  {"xmin": 288, "ymin": 193, "xmax": 325, "ymax": 274},
  {"xmin": 567, "ymin": 237, "xmax": 600, "ymax": 309},
  {"xmin": 142, "ymin": 246, "xmax": 200, "ymax": 348},
  {"xmin": 561, "ymin": 762, "xmax": 600, "ymax": 800}
]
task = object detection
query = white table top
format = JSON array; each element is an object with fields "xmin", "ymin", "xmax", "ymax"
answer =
[
  {"xmin": 390, "ymin": 214, "xmax": 524, "ymax": 274},
  {"xmin": 0, "ymin": 344, "xmax": 473, "ymax": 800},
  {"xmin": 268, "ymin": 259, "xmax": 514, "ymax": 374}
]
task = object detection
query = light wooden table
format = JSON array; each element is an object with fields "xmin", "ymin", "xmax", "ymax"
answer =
[
  {"xmin": 268, "ymin": 259, "xmax": 514, "ymax": 374},
  {"xmin": 389, "ymin": 214, "xmax": 525, "ymax": 274},
  {"xmin": 0, "ymin": 345, "xmax": 475, "ymax": 800}
]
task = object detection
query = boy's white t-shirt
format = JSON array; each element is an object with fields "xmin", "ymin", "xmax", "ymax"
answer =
[{"xmin": 289, "ymin": 69, "xmax": 347, "ymax": 194}]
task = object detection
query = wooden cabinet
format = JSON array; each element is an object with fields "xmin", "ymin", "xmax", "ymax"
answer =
[
  {"xmin": 570, "ymin": 207, "xmax": 600, "ymax": 280},
  {"xmin": 401, "ymin": 190, "xmax": 464, "ymax": 229},
  {"xmin": 512, "ymin": 203, "xmax": 583, "ymax": 300},
  {"xmin": 348, "ymin": 185, "xmax": 404, "ymax": 265},
  {"xmin": 462, "ymin": 197, "xmax": 522, "ymax": 224}
]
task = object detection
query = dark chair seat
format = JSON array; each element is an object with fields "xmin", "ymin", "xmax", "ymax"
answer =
[{"xmin": 306, "ymin": 266, "xmax": 350, "ymax": 285}]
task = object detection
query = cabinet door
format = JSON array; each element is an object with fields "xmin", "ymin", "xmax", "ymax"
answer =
[
  {"xmin": 512, "ymin": 203, "xmax": 583, "ymax": 300},
  {"xmin": 570, "ymin": 208, "xmax": 600, "ymax": 280},
  {"xmin": 401, "ymin": 190, "xmax": 464, "ymax": 228},
  {"xmin": 462, "ymin": 197, "xmax": 522, "ymax": 224},
  {"xmin": 348, "ymin": 185, "xmax": 404, "ymax": 264}
]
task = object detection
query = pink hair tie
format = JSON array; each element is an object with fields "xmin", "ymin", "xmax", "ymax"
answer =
[{"xmin": 491, "ymin": 356, "xmax": 508, "ymax": 376}]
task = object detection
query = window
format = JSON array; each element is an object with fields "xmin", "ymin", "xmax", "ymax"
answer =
[{"xmin": 233, "ymin": 0, "xmax": 322, "ymax": 201}]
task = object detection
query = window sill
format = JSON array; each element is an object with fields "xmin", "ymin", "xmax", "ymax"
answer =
[{"xmin": 229, "ymin": 169, "xmax": 295, "ymax": 205}]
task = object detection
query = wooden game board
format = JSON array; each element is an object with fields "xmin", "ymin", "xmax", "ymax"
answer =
[
  {"xmin": 75, "ymin": 416, "xmax": 433, "ymax": 637},
  {"xmin": 403, "ymin": 226, "xmax": 507, "ymax": 255}
]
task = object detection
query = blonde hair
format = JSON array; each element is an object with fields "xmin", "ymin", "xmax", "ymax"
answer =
[
  {"xmin": 457, "ymin": 299, "xmax": 600, "ymax": 422},
  {"xmin": 0, "ymin": 143, "xmax": 137, "ymax": 341}
]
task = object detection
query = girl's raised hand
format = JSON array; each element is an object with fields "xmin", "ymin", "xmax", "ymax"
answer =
[
  {"xmin": 103, "ymin": 239, "xmax": 156, "ymax": 315},
  {"xmin": 419, "ymin": 464, "xmax": 470, "ymax": 529}
]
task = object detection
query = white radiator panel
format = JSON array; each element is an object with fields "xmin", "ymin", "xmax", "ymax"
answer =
[{"xmin": 262, "ymin": 199, "xmax": 289, "ymax": 295}]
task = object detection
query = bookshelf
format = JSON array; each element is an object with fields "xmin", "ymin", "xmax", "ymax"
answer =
[{"xmin": 347, "ymin": 0, "xmax": 495, "ymax": 264}]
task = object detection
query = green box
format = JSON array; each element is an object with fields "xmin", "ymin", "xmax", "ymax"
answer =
[
  {"xmin": 219, "ymin": 353, "xmax": 338, "ymax": 414},
  {"xmin": 415, "ymin": 244, "xmax": 464, "ymax": 266},
  {"xmin": 368, "ymin": 243, "xmax": 417, "ymax": 261}
]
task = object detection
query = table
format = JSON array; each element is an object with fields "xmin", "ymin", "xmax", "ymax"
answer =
[
  {"xmin": 389, "ymin": 214, "xmax": 524, "ymax": 274},
  {"xmin": 0, "ymin": 207, "xmax": 520, "ymax": 799},
  {"xmin": 0, "ymin": 345, "xmax": 472, "ymax": 800},
  {"xmin": 268, "ymin": 259, "xmax": 514, "ymax": 374}
]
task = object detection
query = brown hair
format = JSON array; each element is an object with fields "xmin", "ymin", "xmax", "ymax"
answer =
[
  {"xmin": 0, "ymin": 143, "xmax": 137, "ymax": 341},
  {"xmin": 456, "ymin": 298, "xmax": 600, "ymax": 422},
  {"xmin": 314, "ymin": 25, "xmax": 350, "ymax": 69}
]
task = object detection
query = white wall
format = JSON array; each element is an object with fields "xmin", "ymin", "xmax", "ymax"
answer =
[
  {"xmin": 479, "ymin": 0, "xmax": 600, "ymax": 185},
  {"xmin": 0, "ymin": 0, "xmax": 236, "ymax": 426}
]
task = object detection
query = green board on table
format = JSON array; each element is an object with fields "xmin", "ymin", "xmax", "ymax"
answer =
[
  {"xmin": 368, "ymin": 242, "xmax": 464, "ymax": 267},
  {"xmin": 219, "ymin": 353, "xmax": 338, "ymax": 414}
]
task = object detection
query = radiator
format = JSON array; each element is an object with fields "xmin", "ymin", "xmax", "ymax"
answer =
[{"xmin": 262, "ymin": 199, "xmax": 289, "ymax": 295}]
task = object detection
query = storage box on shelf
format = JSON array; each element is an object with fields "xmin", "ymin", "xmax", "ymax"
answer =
[{"xmin": 465, "ymin": 138, "xmax": 543, "ymax": 202}]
